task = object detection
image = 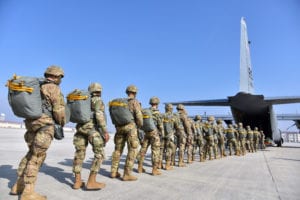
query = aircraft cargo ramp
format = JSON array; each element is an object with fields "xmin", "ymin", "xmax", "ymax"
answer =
[{"xmin": 0, "ymin": 128, "xmax": 300, "ymax": 200}]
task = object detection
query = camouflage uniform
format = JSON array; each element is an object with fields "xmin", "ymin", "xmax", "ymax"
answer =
[
  {"xmin": 216, "ymin": 119, "xmax": 226, "ymax": 158},
  {"xmin": 260, "ymin": 130, "xmax": 266, "ymax": 149},
  {"xmin": 110, "ymin": 85, "xmax": 143, "ymax": 181},
  {"xmin": 237, "ymin": 123, "xmax": 247, "ymax": 155},
  {"xmin": 176, "ymin": 104, "xmax": 190, "ymax": 167},
  {"xmin": 246, "ymin": 126, "xmax": 254, "ymax": 153},
  {"xmin": 161, "ymin": 104, "xmax": 177, "ymax": 170},
  {"xmin": 225, "ymin": 124, "xmax": 240, "ymax": 156},
  {"xmin": 188, "ymin": 118, "xmax": 195, "ymax": 163},
  {"xmin": 252, "ymin": 127, "xmax": 260, "ymax": 152},
  {"xmin": 72, "ymin": 82, "xmax": 109, "ymax": 190},
  {"xmin": 193, "ymin": 115, "xmax": 205, "ymax": 162},
  {"xmin": 203, "ymin": 116, "xmax": 217, "ymax": 160},
  {"xmin": 11, "ymin": 66, "xmax": 65, "ymax": 200},
  {"xmin": 176, "ymin": 104, "xmax": 193, "ymax": 165},
  {"xmin": 137, "ymin": 97, "xmax": 162, "ymax": 176}
]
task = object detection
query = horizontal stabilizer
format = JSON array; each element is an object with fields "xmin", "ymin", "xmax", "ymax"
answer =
[
  {"xmin": 264, "ymin": 96, "xmax": 300, "ymax": 105},
  {"xmin": 166, "ymin": 98, "xmax": 229, "ymax": 106}
]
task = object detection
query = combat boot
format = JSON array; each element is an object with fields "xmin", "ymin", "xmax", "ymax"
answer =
[
  {"xmin": 165, "ymin": 161, "xmax": 173, "ymax": 170},
  {"xmin": 20, "ymin": 183, "xmax": 46, "ymax": 200},
  {"xmin": 73, "ymin": 173, "xmax": 84, "ymax": 190},
  {"xmin": 10, "ymin": 177, "xmax": 24, "ymax": 195},
  {"xmin": 137, "ymin": 162, "xmax": 146, "ymax": 173},
  {"xmin": 200, "ymin": 157, "xmax": 205, "ymax": 162},
  {"xmin": 122, "ymin": 169, "xmax": 137, "ymax": 181},
  {"xmin": 157, "ymin": 160, "xmax": 163, "ymax": 169},
  {"xmin": 110, "ymin": 171, "xmax": 121, "ymax": 178},
  {"xmin": 152, "ymin": 166, "xmax": 162, "ymax": 176},
  {"xmin": 86, "ymin": 172, "xmax": 106, "ymax": 190}
]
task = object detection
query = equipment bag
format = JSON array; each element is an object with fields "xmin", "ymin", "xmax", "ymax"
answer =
[
  {"xmin": 67, "ymin": 89, "xmax": 92, "ymax": 124},
  {"xmin": 109, "ymin": 98, "xmax": 133, "ymax": 126},
  {"xmin": 142, "ymin": 108, "xmax": 156, "ymax": 132},
  {"xmin": 6, "ymin": 74, "xmax": 44, "ymax": 119}
]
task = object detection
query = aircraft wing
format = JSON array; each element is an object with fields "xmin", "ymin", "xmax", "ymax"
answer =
[
  {"xmin": 264, "ymin": 96, "xmax": 300, "ymax": 105},
  {"xmin": 276, "ymin": 114, "xmax": 300, "ymax": 120},
  {"xmin": 166, "ymin": 98, "xmax": 230, "ymax": 106}
]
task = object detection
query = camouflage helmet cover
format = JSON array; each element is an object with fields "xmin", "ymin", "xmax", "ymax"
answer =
[
  {"xmin": 165, "ymin": 103, "xmax": 173, "ymax": 110},
  {"xmin": 126, "ymin": 84, "xmax": 138, "ymax": 93},
  {"xmin": 149, "ymin": 96, "xmax": 160, "ymax": 105},
  {"xmin": 216, "ymin": 119, "xmax": 222, "ymax": 123},
  {"xmin": 44, "ymin": 65, "xmax": 64, "ymax": 77},
  {"xmin": 208, "ymin": 116, "xmax": 215, "ymax": 121},
  {"xmin": 176, "ymin": 104, "xmax": 184, "ymax": 110},
  {"xmin": 194, "ymin": 115, "xmax": 202, "ymax": 120},
  {"xmin": 88, "ymin": 82, "xmax": 102, "ymax": 93}
]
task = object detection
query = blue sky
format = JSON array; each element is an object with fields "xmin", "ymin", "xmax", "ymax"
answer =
[{"xmin": 1, "ymin": 0, "xmax": 300, "ymax": 131}]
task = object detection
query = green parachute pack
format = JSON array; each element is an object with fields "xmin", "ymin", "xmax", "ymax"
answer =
[
  {"xmin": 6, "ymin": 74, "xmax": 44, "ymax": 119},
  {"xmin": 109, "ymin": 98, "xmax": 134, "ymax": 126},
  {"xmin": 162, "ymin": 114, "xmax": 174, "ymax": 136},
  {"xmin": 141, "ymin": 108, "xmax": 156, "ymax": 132},
  {"xmin": 67, "ymin": 89, "xmax": 92, "ymax": 124}
]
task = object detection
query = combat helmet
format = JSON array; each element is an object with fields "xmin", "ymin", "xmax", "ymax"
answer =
[
  {"xmin": 165, "ymin": 103, "xmax": 173, "ymax": 111},
  {"xmin": 44, "ymin": 65, "xmax": 64, "ymax": 78},
  {"xmin": 149, "ymin": 96, "xmax": 160, "ymax": 105},
  {"xmin": 126, "ymin": 85, "xmax": 138, "ymax": 94},
  {"xmin": 88, "ymin": 82, "xmax": 102, "ymax": 93},
  {"xmin": 176, "ymin": 104, "xmax": 184, "ymax": 110},
  {"xmin": 208, "ymin": 116, "xmax": 215, "ymax": 121},
  {"xmin": 194, "ymin": 115, "xmax": 202, "ymax": 121},
  {"xmin": 216, "ymin": 119, "xmax": 222, "ymax": 124}
]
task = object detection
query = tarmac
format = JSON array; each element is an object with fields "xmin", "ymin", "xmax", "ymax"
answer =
[{"xmin": 1, "ymin": 127, "xmax": 300, "ymax": 200}]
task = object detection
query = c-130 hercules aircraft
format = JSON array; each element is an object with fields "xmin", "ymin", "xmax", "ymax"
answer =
[{"xmin": 167, "ymin": 17, "xmax": 300, "ymax": 147}]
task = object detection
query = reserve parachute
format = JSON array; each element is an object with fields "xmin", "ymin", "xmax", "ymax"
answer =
[
  {"xmin": 6, "ymin": 74, "xmax": 44, "ymax": 119},
  {"xmin": 67, "ymin": 89, "xmax": 92, "ymax": 124},
  {"xmin": 141, "ymin": 108, "xmax": 156, "ymax": 132},
  {"xmin": 109, "ymin": 98, "xmax": 133, "ymax": 126}
]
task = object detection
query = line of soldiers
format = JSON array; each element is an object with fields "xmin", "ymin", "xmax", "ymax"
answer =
[
  {"xmin": 136, "ymin": 101, "xmax": 267, "ymax": 174},
  {"xmin": 9, "ymin": 66, "xmax": 267, "ymax": 200}
]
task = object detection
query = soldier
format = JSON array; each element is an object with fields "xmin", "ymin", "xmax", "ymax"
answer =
[
  {"xmin": 253, "ymin": 127, "xmax": 260, "ymax": 152},
  {"xmin": 260, "ymin": 130, "xmax": 266, "ymax": 149},
  {"xmin": 161, "ymin": 103, "xmax": 177, "ymax": 170},
  {"xmin": 237, "ymin": 122, "xmax": 247, "ymax": 155},
  {"xmin": 246, "ymin": 125, "xmax": 254, "ymax": 153},
  {"xmin": 72, "ymin": 83, "xmax": 110, "ymax": 190},
  {"xmin": 110, "ymin": 85, "xmax": 143, "ymax": 181},
  {"xmin": 193, "ymin": 115, "xmax": 205, "ymax": 162},
  {"xmin": 188, "ymin": 118, "xmax": 195, "ymax": 163},
  {"xmin": 225, "ymin": 124, "xmax": 240, "ymax": 156},
  {"xmin": 176, "ymin": 104, "xmax": 190, "ymax": 167},
  {"xmin": 216, "ymin": 119, "xmax": 226, "ymax": 158},
  {"xmin": 176, "ymin": 104, "xmax": 193, "ymax": 166},
  {"xmin": 202, "ymin": 116, "xmax": 216, "ymax": 160},
  {"xmin": 137, "ymin": 97, "xmax": 162, "ymax": 176},
  {"xmin": 10, "ymin": 66, "xmax": 65, "ymax": 200}
]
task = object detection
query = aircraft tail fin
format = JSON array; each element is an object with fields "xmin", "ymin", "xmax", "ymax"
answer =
[{"xmin": 239, "ymin": 17, "xmax": 254, "ymax": 94}]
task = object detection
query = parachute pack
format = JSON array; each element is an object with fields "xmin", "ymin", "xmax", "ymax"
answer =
[
  {"xmin": 162, "ymin": 114, "xmax": 174, "ymax": 136},
  {"xmin": 67, "ymin": 89, "xmax": 92, "ymax": 124},
  {"xmin": 6, "ymin": 74, "xmax": 44, "ymax": 119},
  {"xmin": 141, "ymin": 108, "xmax": 156, "ymax": 132},
  {"xmin": 109, "ymin": 98, "xmax": 133, "ymax": 126}
]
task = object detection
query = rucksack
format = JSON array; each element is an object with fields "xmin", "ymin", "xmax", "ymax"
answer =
[
  {"xmin": 141, "ymin": 108, "xmax": 156, "ymax": 132},
  {"xmin": 67, "ymin": 89, "xmax": 92, "ymax": 124},
  {"xmin": 6, "ymin": 74, "xmax": 44, "ymax": 119},
  {"xmin": 109, "ymin": 98, "xmax": 133, "ymax": 126}
]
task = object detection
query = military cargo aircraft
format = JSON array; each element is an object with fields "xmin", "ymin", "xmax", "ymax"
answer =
[{"xmin": 166, "ymin": 17, "xmax": 300, "ymax": 146}]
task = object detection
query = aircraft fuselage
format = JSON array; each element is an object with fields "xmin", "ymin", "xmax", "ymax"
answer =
[{"xmin": 229, "ymin": 92, "xmax": 281, "ymax": 145}]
